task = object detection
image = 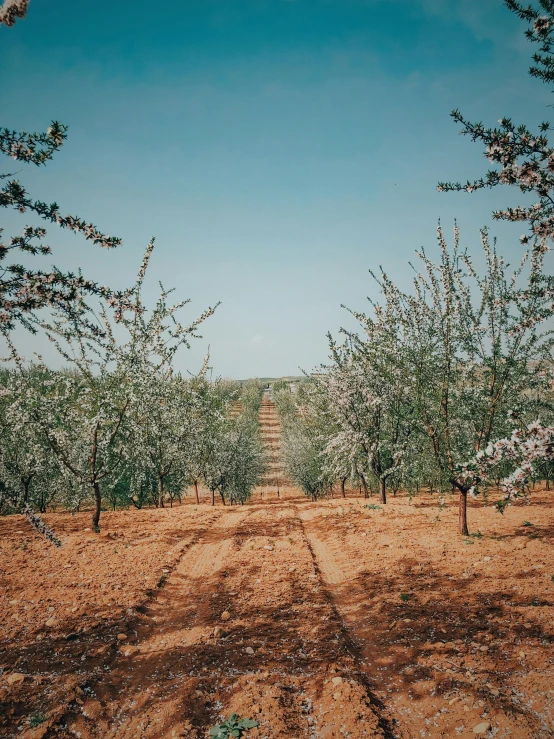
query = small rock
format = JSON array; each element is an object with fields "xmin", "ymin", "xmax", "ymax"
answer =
[
  {"xmin": 6, "ymin": 672, "xmax": 26, "ymax": 685},
  {"xmin": 472, "ymin": 722, "xmax": 491, "ymax": 734},
  {"xmin": 117, "ymin": 633, "xmax": 127, "ymax": 641},
  {"xmin": 264, "ymin": 545, "xmax": 274, "ymax": 551},
  {"xmin": 483, "ymin": 556, "xmax": 491, "ymax": 562},
  {"xmin": 333, "ymin": 692, "xmax": 341, "ymax": 701},
  {"xmin": 121, "ymin": 645, "xmax": 138, "ymax": 657},
  {"xmin": 519, "ymin": 651, "xmax": 526, "ymax": 658},
  {"xmin": 45, "ymin": 617, "xmax": 58, "ymax": 628},
  {"xmin": 221, "ymin": 611, "xmax": 231, "ymax": 621},
  {"xmin": 213, "ymin": 626, "xmax": 226, "ymax": 639},
  {"xmin": 245, "ymin": 646, "xmax": 255, "ymax": 654},
  {"xmin": 448, "ymin": 696, "xmax": 460, "ymax": 705},
  {"xmin": 479, "ymin": 645, "xmax": 489, "ymax": 652},
  {"xmin": 331, "ymin": 676, "xmax": 344, "ymax": 686},
  {"xmin": 490, "ymin": 689, "xmax": 500, "ymax": 697}
]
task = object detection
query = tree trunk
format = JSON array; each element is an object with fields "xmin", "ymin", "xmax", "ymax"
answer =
[
  {"xmin": 92, "ymin": 481, "xmax": 102, "ymax": 533},
  {"xmin": 459, "ymin": 490, "xmax": 469, "ymax": 536},
  {"xmin": 157, "ymin": 476, "xmax": 165, "ymax": 508},
  {"xmin": 547, "ymin": 478, "xmax": 550, "ymax": 491},
  {"xmin": 23, "ymin": 477, "xmax": 31, "ymax": 505},
  {"xmin": 360, "ymin": 474, "xmax": 369, "ymax": 499},
  {"xmin": 210, "ymin": 489, "xmax": 215, "ymax": 506},
  {"xmin": 219, "ymin": 491, "xmax": 226, "ymax": 506},
  {"xmin": 194, "ymin": 479, "xmax": 200, "ymax": 504},
  {"xmin": 341, "ymin": 477, "xmax": 347, "ymax": 499},
  {"xmin": 379, "ymin": 477, "xmax": 387, "ymax": 505}
]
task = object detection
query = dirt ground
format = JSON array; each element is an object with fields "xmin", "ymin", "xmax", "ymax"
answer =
[
  {"xmin": 1, "ymin": 397, "xmax": 553, "ymax": 738},
  {"xmin": 0, "ymin": 487, "xmax": 552, "ymax": 739}
]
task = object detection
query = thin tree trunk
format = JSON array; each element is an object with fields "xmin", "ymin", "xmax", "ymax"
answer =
[
  {"xmin": 194, "ymin": 479, "xmax": 200, "ymax": 504},
  {"xmin": 210, "ymin": 489, "xmax": 215, "ymax": 506},
  {"xmin": 23, "ymin": 478, "xmax": 31, "ymax": 505},
  {"xmin": 360, "ymin": 474, "xmax": 369, "ymax": 499},
  {"xmin": 158, "ymin": 476, "xmax": 165, "ymax": 508},
  {"xmin": 219, "ymin": 491, "xmax": 226, "ymax": 506},
  {"xmin": 341, "ymin": 477, "xmax": 347, "ymax": 499},
  {"xmin": 547, "ymin": 477, "xmax": 550, "ymax": 491},
  {"xmin": 459, "ymin": 490, "xmax": 469, "ymax": 536},
  {"xmin": 379, "ymin": 477, "xmax": 387, "ymax": 505},
  {"xmin": 92, "ymin": 481, "xmax": 102, "ymax": 533}
]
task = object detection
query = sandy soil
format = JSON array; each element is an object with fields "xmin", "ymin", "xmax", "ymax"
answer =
[{"xmin": 0, "ymin": 399, "xmax": 553, "ymax": 739}]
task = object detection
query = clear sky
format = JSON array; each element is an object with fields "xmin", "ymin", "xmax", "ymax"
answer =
[{"xmin": 1, "ymin": 0, "xmax": 553, "ymax": 378}]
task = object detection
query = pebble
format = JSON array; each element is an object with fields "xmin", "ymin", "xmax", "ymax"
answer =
[
  {"xmin": 331, "ymin": 677, "xmax": 344, "ymax": 686},
  {"xmin": 45, "ymin": 617, "xmax": 58, "ymax": 628},
  {"xmin": 221, "ymin": 611, "xmax": 231, "ymax": 621},
  {"xmin": 245, "ymin": 646, "xmax": 255, "ymax": 654},
  {"xmin": 117, "ymin": 633, "xmax": 128, "ymax": 640},
  {"xmin": 473, "ymin": 722, "xmax": 491, "ymax": 734},
  {"xmin": 264, "ymin": 545, "xmax": 274, "ymax": 551},
  {"xmin": 6, "ymin": 673, "xmax": 26, "ymax": 686},
  {"xmin": 213, "ymin": 626, "xmax": 226, "ymax": 639}
]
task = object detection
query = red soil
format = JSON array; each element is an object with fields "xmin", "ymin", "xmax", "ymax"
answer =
[{"xmin": 0, "ymin": 486, "xmax": 553, "ymax": 739}]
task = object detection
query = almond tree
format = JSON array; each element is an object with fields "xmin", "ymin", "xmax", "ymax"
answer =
[
  {"xmin": 8, "ymin": 243, "xmax": 216, "ymax": 532},
  {"xmin": 0, "ymin": 367, "xmax": 63, "ymax": 512},
  {"xmin": 438, "ymin": 1, "xmax": 554, "ymax": 246},
  {"xmin": 375, "ymin": 225, "xmax": 553, "ymax": 534},
  {"xmin": 314, "ymin": 317, "xmax": 415, "ymax": 504},
  {"xmin": 202, "ymin": 417, "xmax": 265, "ymax": 505}
]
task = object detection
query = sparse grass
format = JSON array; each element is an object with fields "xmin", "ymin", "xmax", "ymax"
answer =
[
  {"xmin": 400, "ymin": 593, "xmax": 410, "ymax": 602},
  {"xmin": 365, "ymin": 504, "xmax": 382, "ymax": 510}
]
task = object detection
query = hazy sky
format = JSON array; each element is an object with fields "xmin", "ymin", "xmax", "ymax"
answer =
[{"xmin": 1, "ymin": 0, "xmax": 553, "ymax": 378}]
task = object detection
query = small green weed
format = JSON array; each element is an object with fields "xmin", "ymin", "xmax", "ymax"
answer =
[
  {"xmin": 365, "ymin": 504, "xmax": 382, "ymax": 511},
  {"xmin": 209, "ymin": 714, "xmax": 259, "ymax": 739},
  {"xmin": 28, "ymin": 713, "xmax": 46, "ymax": 728},
  {"xmin": 470, "ymin": 531, "xmax": 483, "ymax": 539},
  {"xmin": 400, "ymin": 593, "xmax": 410, "ymax": 602},
  {"xmin": 531, "ymin": 597, "xmax": 541, "ymax": 606},
  {"xmin": 523, "ymin": 521, "xmax": 534, "ymax": 527}
]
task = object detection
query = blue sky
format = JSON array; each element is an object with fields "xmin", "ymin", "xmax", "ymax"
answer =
[{"xmin": 1, "ymin": 0, "xmax": 552, "ymax": 378}]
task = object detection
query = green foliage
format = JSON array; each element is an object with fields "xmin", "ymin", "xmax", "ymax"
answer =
[
  {"xmin": 208, "ymin": 714, "xmax": 259, "ymax": 739},
  {"xmin": 28, "ymin": 713, "xmax": 46, "ymax": 728},
  {"xmin": 365, "ymin": 504, "xmax": 382, "ymax": 510}
]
